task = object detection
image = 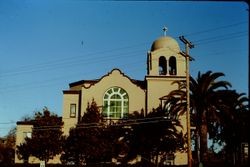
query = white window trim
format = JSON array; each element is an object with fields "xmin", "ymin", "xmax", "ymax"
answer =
[{"xmin": 103, "ymin": 87, "xmax": 128, "ymax": 119}]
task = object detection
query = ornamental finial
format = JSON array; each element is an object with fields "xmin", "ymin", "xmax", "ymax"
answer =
[{"xmin": 163, "ymin": 26, "xmax": 168, "ymax": 36}]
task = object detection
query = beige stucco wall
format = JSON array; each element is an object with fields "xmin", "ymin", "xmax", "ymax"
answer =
[
  {"xmin": 145, "ymin": 76, "xmax": 188, "ymax": 165},
  {"xmin": 62, "ymin": 93, "xmax": 80, "ymax": 135},
  {"xmin": 15, "ymin": 124, "xmax": 33, "ymax": 163},
  {"xmin": 15, "ymin": 124, "xmax": 62, "ymax": 164},
  {"xmin": 146, "ymin": 40, "xmax": 188, "ymax": 165},
  {"xmin": 27, "ymin": 155, "xmax": 61, "ymax": 164},
  {"xmin": 146, "ymin": 76, "xmax": 185, "ymax": 112},
  {"xmin": 175, "ymin": 152, "xmax": 188, "ymax": 165},
  {"xmin": 146, "ymin": 41, "xmax": 186, "ymax": 112},
  {"xmin": 81, "ymin": 69, "xmax": 146, "ymax": 117},
  {"xmin": 15, "ymin": 124, "xmax": 33, "ymax": 146}
]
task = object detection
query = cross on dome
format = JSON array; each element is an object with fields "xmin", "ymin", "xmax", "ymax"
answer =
[{"xmin": 163, "ymin": 26, "xmax": 168, "ymax": 36}]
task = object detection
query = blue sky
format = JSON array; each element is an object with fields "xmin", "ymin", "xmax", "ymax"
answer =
[{"xmin": 0, "ymin": 0, "xmax": 248, "ymax": 136}]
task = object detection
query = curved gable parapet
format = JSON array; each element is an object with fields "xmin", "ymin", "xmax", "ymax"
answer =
[
  {"xmin": 110, "ymin": 69, "xmax": 147, "ymax": 90},
  {"xmin": 82, "ymin": 68, "xmax": 146, "ymax": 90}
]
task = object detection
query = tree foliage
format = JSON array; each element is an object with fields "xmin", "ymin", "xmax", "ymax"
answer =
[
  {"xmin": 0, "ymin": 128, "xmax": 16, "ymax": 166},
  {"xmin": 61, "ymin": 100, "xmax": 185, "ymax": 166},
  {"xmin": 163, "ymin": 71, "xmax": 243, "ymax": 164},
  {"xmin": 16, "ymin": 107, "xmax": 64, "ymax": 163},
  {"xmin": 115, "ymin": 108, "xmax": 185, "ymax": 166},
  {"xmin": 61, "ymin": 100, "xmax": 114, "ymax": 165},
  {"xmin": 208, "ymin": 91, "xmax": 249, "ymax": 164}
]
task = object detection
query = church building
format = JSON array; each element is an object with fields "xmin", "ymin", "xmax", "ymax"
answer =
[
  {"xmin": 61, "ymin": 34, "xmax": 188, "ymax": 164},
  {"xmin": 62, "ymin": 34, "xmax": 186, "ymax": 133},
  {"xmin": 15, "ymin": 33, "xmax": 188, "ymax": 165}
]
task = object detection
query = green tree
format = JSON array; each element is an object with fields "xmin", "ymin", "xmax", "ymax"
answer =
[
  {"xmin": 16, "ymin": 142, "xmax": 30, "ymax": 164},
  {"xmin": 61, "ymin": 100, "xmax": 114, "ymax": 165},
  {"xmin": 164, "ymin": 71, "xmax": 232, "ymax": 164},
  {"xmin": 209, "ymin": 91, "xmax": 249, "ymax": 165},
  {"xmin": 115, "ymin": 108, "xmax": 185, "ymax": 166},
  {"xmin": 0, "ymin": 128, "xmax": 16, "ymax": 167},
  {"xmin": 16, "ymin": 107, "xmax": 64, "ymax": 164},
  {"xmin": 62, "ymin": 100, "xmax": 185, "ymax": 166}
]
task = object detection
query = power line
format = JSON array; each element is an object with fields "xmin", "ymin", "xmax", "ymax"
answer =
[
  {"xmin": 0, "ymin": 48, "xmax": 146, "ymax": 78},
  {"xmin": 12, "ymin": 116, "xmax": 174, "ymax": 133},
  {"xmin": 194, "ymin": 31, "xmax": 247, "ymax": 45},
  {"xmin": 0, "ymin": 116, "xmax": 174, "ymax": 131},
  {"xmin": 184, "ymin": 21, "xmax": 247, "ymax": 37},
  {"xmin": 0, "ymin": 121, "xmax": 16, "ymax": 125},
  {"xmin": 1, "ymin": 29, "xmax": 246, "ymax": 80},
  {"xmin": 1, "ymin": 21, "xmax": 248, "ymax": 79},
  {"xmin": 0, "ymin": 20, "xmax": 248, "ymax": 110},
  {"xmin": 0, "ymin": 59, "xmax": 145, "ymax": 93},
  {"xmin": 0, "ymin": 30, "xmax": 247, "ymax": 93},
  {"xmin": 4, "ymin": 116, "xmax": 170, "ymax": 127}
]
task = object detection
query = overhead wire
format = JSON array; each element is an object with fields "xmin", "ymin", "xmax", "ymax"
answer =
[
  {"xmin": 1, "ymin": 116, "xmax": 175, "ymax": 134},
  {"xmin": 0, "ymin": 47, "xmax": 147, "ymax": 92},
  {"xmin": 0, "ymin": 121, "xmax": 15, "ymax": 124},
  {"xmin": 1, "ymin": 28, "xmax": 246, "ymax": 91},
  {"xmin": 0, "ymin": 21, "xmax": 247, "ymax": 93},
  {"xmin": 1, "ymin": 25, "xmax": 247, "ymax": 80},
  {"xmin": 0, "ymin": 48, "xmax": 147, "ymax": 78},
  {"xmin": 183, "ymin": 21, "xmax": 247, "ymax": 37},
  {"xmin": 0, "ymin": 20, "xmax": 248, "ymax": 132},
  {"xmin": 1, "ymin": 20, "xmax": 248, "ymax": 79},
  {"xmin": 194, "ymin": 31, "xmax": 247, "ymax": 45},
  {"xmin": 2, "ymin": 42, "xmax": 148, "ymax": 72},
  {"xmin": 0, "ymin": 57, "xmax": 145, "ymax": 93},
  {"xmin": 13, "ymin": 116, "xmax": 173, "ymax": 133}
]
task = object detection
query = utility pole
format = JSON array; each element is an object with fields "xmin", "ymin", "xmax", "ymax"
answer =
[{"xmin": 179, "ymin": 35, "xmax": 194, "ymax": 167}]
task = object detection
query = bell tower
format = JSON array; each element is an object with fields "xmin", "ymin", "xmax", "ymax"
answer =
[{"xmin": 146, "ymin": 29, "xmax": 186, "ymax": 113}]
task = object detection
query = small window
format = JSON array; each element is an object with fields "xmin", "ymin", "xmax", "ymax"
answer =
[
  {"xmin": 24, "ymin": 132, "xmax": 32, "ymax": 139},
  {"xmin": 70, "ymin": 104, "xmax": 76, "ymax": 118}
]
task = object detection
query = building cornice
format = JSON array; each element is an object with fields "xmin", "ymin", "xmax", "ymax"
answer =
[
  {"xmin": 69, "ymin": 79, "xmax": 99, "ymax": 88},
  {"xmin": 17, "ymin": 117, "xmax": 62, "ymax": 125},
  {"xmin": 16, "ymin": 120, "xmax": 35, "ymax": 125},
  {"xmin": 63, "ymin": 90, "xmax": 81, "ymax": 94},
  {"xmin": 145, "ymin": 75, "xmax": 186, "ymax": 79}
]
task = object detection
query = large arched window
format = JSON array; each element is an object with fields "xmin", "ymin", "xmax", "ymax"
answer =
[
  {"xmin": 169, "ymin": 56, "xmax": 177, "ymax": 75},
  {"xmin": 159, "ymin": 56, "xmax": 167, "ymax": 75},
  {"xmin": 103, "ymin": 87, "xmax": 129, "ymax": 119}
]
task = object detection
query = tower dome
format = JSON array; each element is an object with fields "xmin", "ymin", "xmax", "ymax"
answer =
[{"xmin": 151, "ymin": 36, "xmax": 180, "ymax": 52}]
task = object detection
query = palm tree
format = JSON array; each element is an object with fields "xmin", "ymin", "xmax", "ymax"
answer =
[
  {"xmin": 211, "ymin": 91, "xmax": 249, "ymax": 165},
  {"xmin": 164, "ymin": 71, "xmax": 232, "ymax": 164},
  {"xmin": 115, "ymin": 109, "xmax": 185, "ymax": 166}
]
